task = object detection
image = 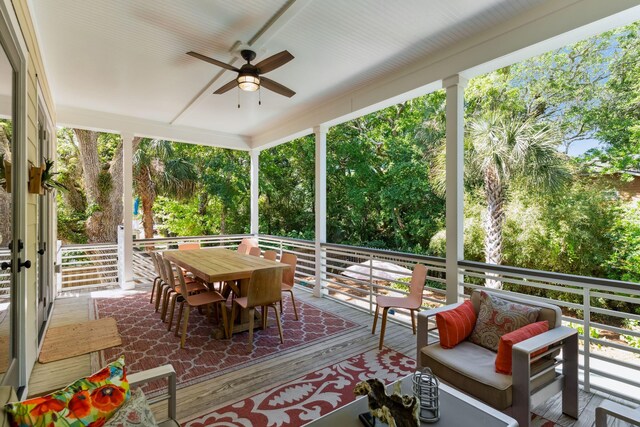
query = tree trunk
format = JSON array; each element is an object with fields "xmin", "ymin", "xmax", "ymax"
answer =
[
  {"xmin": 220, "ymin": 206, "xmax": 227, "ymax": 235},
  {"xmin": 483, "ymin": 166, "xmax": 505, "ymax": 289},
  {"xmin": 73, "ymin": 129, "xmax": 141, "ymax": 243},
  {"xmin": 198, "ymin": 192, "xmax": 210, "ymax": 235},
  {"xmin": 136, "ymin": 166, "xmax": 155, "ymax": 239}
]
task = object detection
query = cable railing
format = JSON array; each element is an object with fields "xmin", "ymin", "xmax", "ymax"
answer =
[
  {"xmin": 459, "ymin": 260, "xmax": 640, "ymax": 403},
  {"xmin": 58, "ymin": 242, "xmax": 119, "ymax": 291},
  {"xmin": 55, "ymin": 232, "xmax": 640, "ymax": 402},
  {"xmin": 258, "ymin": 235, "xmax": 317, "ymax": 291}
]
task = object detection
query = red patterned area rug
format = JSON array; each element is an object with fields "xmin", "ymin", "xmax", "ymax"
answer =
[
  {"xmin": 94, "ymin": 291, "xmax": 360, "ymax": 395},
  {"xmin": 531, "ymin": 414, "xmax": 563, "ymax": 427},
  {"xmin": 183, "ymin": 348, "xmax": 416, "ymax": 427}
]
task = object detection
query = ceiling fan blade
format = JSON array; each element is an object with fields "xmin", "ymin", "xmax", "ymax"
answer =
[
  {"xmin": 255, "ymin": 50, "xmax": 294, "ymax": 74},
  {"xmin": 260, "ymin": 77, "xmax": 296, "ymax": 98},
  {"xmin": 213, "ymin": 79, "xmax": 238, "ymax": 95},
  {"xmin": 187, "ymin": 51, "xmax": 239, "ymax": 72}
]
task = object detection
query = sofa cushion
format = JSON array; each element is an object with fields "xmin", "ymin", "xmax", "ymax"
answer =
[
  {"xmin": 104, "ymin": 388, "xmax": 156, "ymax": 427},
  {"xmin": 5, "ymin": 356, "xmax": 130, "ymax": 427},
  {"xmin": 495, "ymin": 321, "xmax": 549, "ymax": 374},
  {"xmin": 421, "ymin": 341, "xmax": 556, "ymax": 410},
  {"xmin": 436, "ymin": 300, "xmax": 476, "ymax": 349},
  {"xmin": 469, "ymin": 291, "xmax": 539, "ymax": 351}
]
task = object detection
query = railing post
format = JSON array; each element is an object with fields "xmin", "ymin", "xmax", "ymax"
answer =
[
  {"xmin": 250, "ymin": 150, "xmax": 260, "ymax": 235},
  {"xmin": 368, "ymin": 257, "xmax": 374, "ymax": 314},
  {"xmin": 583, "ymin": 287, "xmax": 591, "ymax": 392},
  {"xmin": 56, "ymin": 240, "xmax": 62, "ymax": 293},
  {"xmin": 443, "ymin": 75, "xmax": 467, "ymax": 304},
  {"xmin": 314, "ymin": 125, "xmax": 327, "ymax": 298},
  {"xmin": 120, "ymin": 132, "xmax": 135, "ymax": 290}
]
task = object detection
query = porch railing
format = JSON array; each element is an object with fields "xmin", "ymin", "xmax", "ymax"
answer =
[
  {"xmin": 56, "ymin": 233, "xmax": 640, "ymax": 402},
  {"xmin": 58, "ymin": 243, "xmax": 119, "ymax": 291}
]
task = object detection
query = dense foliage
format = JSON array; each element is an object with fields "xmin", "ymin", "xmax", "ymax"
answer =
[{"xmin": 56, "ymin": 22, "xmax": 640, "ymax": 284}]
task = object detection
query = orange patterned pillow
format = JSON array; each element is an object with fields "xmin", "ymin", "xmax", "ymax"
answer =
[
  {"xmin": 435, "ymin": 300, "xmax": 477, "ymax": 349},
  {"xmin": 495, "ymin": 321, "xmax": 549, "ymax": 374},
  {"xmin": 5, "ymin": 356, "xmax": 130, "ymax": 427}
]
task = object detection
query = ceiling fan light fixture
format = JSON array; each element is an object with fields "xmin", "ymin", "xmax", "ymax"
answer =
[{"xmin": 237, "ymin": 73, "xmax": 260, "ymax": 92}]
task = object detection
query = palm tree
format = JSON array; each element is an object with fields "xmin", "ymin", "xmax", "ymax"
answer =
[
  {"xmin": 469, "ymin": 113, "xmax": 570, "ymax": 286},
  {"xmin": 429, "ymin": 112, "xmax": 570, "ymax": 288},
  {"xmin": 133, "ymin": 139, "xmax": 196, "ymax": 239}
]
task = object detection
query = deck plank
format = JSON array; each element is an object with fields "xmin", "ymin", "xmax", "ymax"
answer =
[{"xmin": 28, "ymin": 270, "xmax": 636, "ymax": 426}]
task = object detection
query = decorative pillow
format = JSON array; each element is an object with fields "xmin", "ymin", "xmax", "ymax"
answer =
[
  {"xmin": 435, "ymin": 300, "xmax": 477, "ymax": 349},
  {"xmin": 495, "ymin": 321, "xmax": 549, "ymax": 374},
  {"xmin": 104, "ymin": 388, "xmax": 156, "ymax": 427},
  {"xmin": 468, "ymin": 291, "xmax": 540, "ymax": 352},
  {"xmin": 5, "ymin": 356, "xmax": 130, "ymax": 427}
]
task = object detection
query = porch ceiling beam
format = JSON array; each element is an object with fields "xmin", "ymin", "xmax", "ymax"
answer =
[
  {"xmin": 56, "ymin": 105, "xmax": 251, "ymax": 150},
  {"xmin": 250, "ymin": 0, "xmax": 640, "ymax": 149}
]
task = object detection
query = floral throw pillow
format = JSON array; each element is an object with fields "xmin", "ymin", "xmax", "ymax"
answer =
[
  {"xmin": 104, "ymin": 389, "xmax": 156, "ymax": 427},
  {"xmin": 5, "ymin": 356, "xmax": 130, "ymax": 427},
  {"xmin": 468, "ymin": 291, "xmax": 540, "ymax": 352}
]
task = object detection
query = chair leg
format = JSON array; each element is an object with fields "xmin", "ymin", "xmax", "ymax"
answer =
[
  {"xmin": 167, "ymin": 294, "xmax": 177, "ymax": 331},
  {"xmin": 372, "ymin": 304, "xmax": 380, "ymax": 334},
  {"xmin": 155, "ymin": 283, "xmax": 166, "ymax": 312},
  {"xmin": 229, "ymin": 303, "xmax": 237, "ymax": 338},
  {"xmin": 410, "ymin": 309, "xmax": 416, "ymax": 335},
  {"xmin": 379, "ymin": 307, "xmax": 389, "ymax": 350},
  {"xmin": 247, "ymin": 308, "xmax": 255, "ymax": 352},
  {"xmin": 161, "ymin": 289, "xmax": 173, "ymax": 321},
  {"xmin": 261, "ymin": 306, "xmax": 267, "ymax": 329},
  {"xmin": 273, "ymin": 304, "xmax": 284, "ymax": 344},
  {"xmin": 288, "ymin": 290, "xmax": 299, "ymax": 320},
  {"xmin": 280, "ymin": 298, "xmax": 283, "ymax": 316},
  {"xmin": 150, "ymin": 277, "xmax": 160, "ymax": 303},
  {"xmin": 180, "ymin": 303, "xmax": 190, "ymax": 349},
  {"xmin": 219, "ymin": 301, "xmax": 229, "ymax": 339},
  {"xmin": 174, "ymin": 301, "xmax": 184, "ymax": 337}
]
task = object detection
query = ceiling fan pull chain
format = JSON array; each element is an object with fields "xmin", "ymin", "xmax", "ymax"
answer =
[
  {"xmin": 259, "ymin": 86, "xmax": 262, "ymax": 106},
  {"xmin": 237, "ymin": 87, "xmax": 240, "ymax": 109}
]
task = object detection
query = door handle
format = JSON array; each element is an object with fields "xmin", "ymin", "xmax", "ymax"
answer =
[{"xmin": 1, "ymin": 259, "xmax": 31, "ymax": 272}]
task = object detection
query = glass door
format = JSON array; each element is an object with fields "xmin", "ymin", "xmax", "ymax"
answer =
[{"xmin": 0, "ymin": 31, "xmax": 17, "ymax": 385}]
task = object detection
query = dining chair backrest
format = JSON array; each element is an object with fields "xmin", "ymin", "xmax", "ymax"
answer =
[
  {"xmin": 247, "ymin": 268, "xmax": 282, "ymax": 308},
  {"xmin": 407, "ymin": 264, "xmax": 428, "ymax": 305},
  {"xmin": 178, "ymin": 242, "xmax": 200, "ymax": 250},
  {"xmin": 162, "ymin": 257, "xmax": 178, "ymax": 291},
  {"xmin": 155, "ymin": 253, "xmax": 168, "ymax": 282},
  {"xmin": 280, "ymin": 253, "xmax": 297, "ymax": 286},
  {"xmin": 237, "ymin": 243, "xmax": 248, "ymax": 254},
  {"xmin": 173, "ymin": 261, "xmax": 196, "ymax": 304},
  {"xmin": 263, "ymin": 250, "xmax": 277, "ymax": 261},
  {"xmin": 241, "ymin": 237, "xmax": 259, "ymax": 249},
  {"xmin": 150, "ymin": 252, "xmax": 161, "ymax": 277},
  {"xmin": 248, "ymin": 246, "xmax": 262, "ymax": 257}
]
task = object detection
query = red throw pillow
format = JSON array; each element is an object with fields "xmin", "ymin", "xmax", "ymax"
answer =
[
  {"xmin": 436, "ymin": 300, "xmax": 477, "ymax": 349},
  {"xmin": 495, "ymin": 320, "xmax": 549, "ymax": 374}
]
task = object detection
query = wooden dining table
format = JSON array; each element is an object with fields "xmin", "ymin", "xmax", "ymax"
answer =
[{"xmin": 163, "ymin": 248, "xmax": 289, "ymax": 336}]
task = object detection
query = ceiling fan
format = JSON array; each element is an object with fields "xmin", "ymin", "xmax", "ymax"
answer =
[{"xmin": 187, "ymin": 49, "xmax": 296, "ymax": 98}]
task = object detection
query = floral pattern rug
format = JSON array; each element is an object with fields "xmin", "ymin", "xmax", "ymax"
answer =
[
  {"xmin": 183, "ymin": 348, "xmax": 415, "ymax": 427},
  {"xmin": 94, "ymin": 291, "xmax": 360, "ymax": 396}
]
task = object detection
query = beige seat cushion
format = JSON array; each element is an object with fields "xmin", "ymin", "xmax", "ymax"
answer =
[{"xmin": 421, "ymin": 341, "xmax": 556, "ymax": 410}]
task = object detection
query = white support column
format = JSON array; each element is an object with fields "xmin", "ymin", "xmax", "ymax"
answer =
[
  {"xmin": 444, "ymin": 75, "xmax": 468, "ymax": 304},
  {"xmin": 314, "ymin": 125, "xmax": 327, "ymax": 298},
  {"xmin": 120, "ymin": 132, "xmax": 135, "ymax": 289},
  {"xmin": 250, "ymin": 149, "xmax": 260, "ymax": 236}
]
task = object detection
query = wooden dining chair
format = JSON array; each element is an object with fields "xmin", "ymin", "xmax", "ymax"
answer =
[
  {"xmin": 279, "ymin": 253, "xmax": 299, "ymax": 320},
  {"xmin": 248, "ymin": 246, "xmax": 262, "ymax": 257},
  {"xmin": 162, "ymin": 258, "xmax": 208, "ymax": 331},
  {"xmin": 149, "ymin": 251, "xmax": 163, "ymax": 306},
  {"xmin": 173, "ymin": 261, "xmax": 229, "ymax": 348},
  {"xmin": 178, "ymin": 242, "xmax": 200, "ymax": 250},
  {"xmin": 237, "ymin": 243, "xmax": 248, "ymax": 254},
  {"xmin": 229, "ymin": 267, "xmax": 284, "ymax": 352},
  {"xmin": 371, "ymin": 263, "xmax": 427, "ymax": 350},
  {"xmin": 263, "ymin": 250, "xmax": 277, "ymax": 261}
]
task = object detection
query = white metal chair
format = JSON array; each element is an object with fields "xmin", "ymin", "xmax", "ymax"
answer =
[{"xmin": 596, "ymin": 400, "xmax": 640, "ymax": 426}]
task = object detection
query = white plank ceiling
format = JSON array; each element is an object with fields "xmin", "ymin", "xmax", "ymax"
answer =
[{"xmin": 29, "ymin": 0, "xmax": 612, "ymax": 144}]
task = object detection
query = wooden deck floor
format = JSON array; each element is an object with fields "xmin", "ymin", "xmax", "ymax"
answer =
[{"xmin": 29, "ymin": 282, "xmax": 636, "ymax": 426}]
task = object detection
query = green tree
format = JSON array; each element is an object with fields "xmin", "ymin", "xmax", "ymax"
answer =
[{"xmin": 133, "ymin": 139, "xmax": 197, "ymax": 239}]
